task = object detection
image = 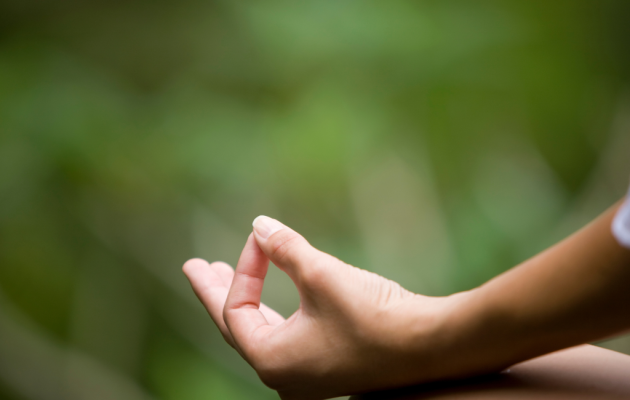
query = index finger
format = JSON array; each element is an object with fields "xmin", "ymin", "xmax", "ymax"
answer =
[{"xmin": 224, "ymin": 233, "xmax": 275, "ymax": 356}]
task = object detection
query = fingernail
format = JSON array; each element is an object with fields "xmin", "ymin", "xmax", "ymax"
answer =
[{"xmin": 252, "ymin": 216, "xmax": 285, "ymax": 239}]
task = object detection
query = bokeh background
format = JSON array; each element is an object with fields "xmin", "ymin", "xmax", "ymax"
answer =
[{"xmin": 1, "ymin": 1, "xmax": 630, "ymax": 399}]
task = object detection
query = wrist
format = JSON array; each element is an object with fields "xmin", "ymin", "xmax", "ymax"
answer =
[
  {"xmin": 383, "ymin": 290, "xmax": 486, "ymax": 384},
  {"xmin": 415, "ymin": 288, "xmax": 517, "ymax": 381},
  {"xmin": 433, "ymin": 284, "xmax": 555, "ymax": 381}
]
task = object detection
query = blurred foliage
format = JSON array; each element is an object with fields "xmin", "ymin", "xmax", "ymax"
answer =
[{"xmin": 1, "ymin": 1, "xmax": 630, "ymax": 399}]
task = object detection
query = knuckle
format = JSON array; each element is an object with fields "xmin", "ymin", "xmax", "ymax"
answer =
[
  {"xmin": 299, "ymin": 256, "xmax": 327, "ymax": 287},
  {"xmin": 300, "ymin": 254, "xmax": 340, "ymax": 288},
  {"xmin": 268, "ymin": 230, "xmax": 303, "ymax": 263}
]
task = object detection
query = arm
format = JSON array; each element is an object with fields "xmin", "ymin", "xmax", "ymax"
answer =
[
  {"xmin": 183, "ymin": 202, "xmax": 630, "ymax": 399},
  {"xmin": 436, "ymin": 201, "xmax": 630, "ymax": 380}
]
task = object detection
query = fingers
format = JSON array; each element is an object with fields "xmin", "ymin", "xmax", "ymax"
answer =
[
  {"xmin": 182, "ymin": 259, "xmax": 236, "ymax": 347},
  {"xmin": 211, "ymin": 261, "xmax": 235, "ymax": 286},
  {"xmin": 224, "ymin": 233, "xmax": 275, "ymax": 354},
  {"xmin": 251, "ymin": 216, "xmax": 337, "ymax": 287},
  {"xmin": 183, "ymin": 257, "xmax": 285, "ymax": 349},
  {"xmin": 212, "ymin": 259, "xmax": 284, "ymax": 325}
]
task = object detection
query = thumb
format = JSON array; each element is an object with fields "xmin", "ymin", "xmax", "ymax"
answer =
[{"xmin": 251, "ymin": 216, "xmax": 337, "ymax": 287}]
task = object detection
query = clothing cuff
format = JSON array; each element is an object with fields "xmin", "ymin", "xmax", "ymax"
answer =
[{"xmin": 612, "ymin": 192, "xmax": 630, "ymax": 249}]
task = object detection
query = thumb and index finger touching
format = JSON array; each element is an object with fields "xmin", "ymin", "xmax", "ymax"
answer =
[
  {"xmin": 224, "ymin": 216, "xmax": 332, "ymax": 349},
  {"xmin": 184, "ymin": 216, "xmax": 334, "ymax": 355},
  {"xmin": 251, "ymin": 215, "xmax": 328, "ymax": 284}
]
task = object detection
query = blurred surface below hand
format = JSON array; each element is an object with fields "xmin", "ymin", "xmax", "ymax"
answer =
[{"xmin": 350, "ymin": 345, "xmax": 630, "ymax": 400}]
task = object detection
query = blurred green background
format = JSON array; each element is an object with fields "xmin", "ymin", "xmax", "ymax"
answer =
[{"xmin": 1, "ymin": 0, "xmax": 630, "ymax": 399}]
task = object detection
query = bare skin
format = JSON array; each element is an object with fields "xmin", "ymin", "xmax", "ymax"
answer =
[{"xmin": 183, "ymin": 201, "xmax": 630, "ymax": 400}]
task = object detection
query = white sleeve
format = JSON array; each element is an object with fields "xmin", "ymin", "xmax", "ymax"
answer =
[{"xmin": 612, "ymin": 186, "xmax": 630, "ymax": 249}]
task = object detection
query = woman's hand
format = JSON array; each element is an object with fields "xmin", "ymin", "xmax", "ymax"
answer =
[
  {"xmin": 184, "ymin": 204, "xmax": 630, "ymax": 399},
  {"xmin": 183, "ymin": 216, "xmax": 460, "ymax": 399}
]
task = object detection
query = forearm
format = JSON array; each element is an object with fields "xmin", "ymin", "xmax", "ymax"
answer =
[{"xmin": 437, "ymin": 201, "xmax": 630, "ymax": 379}]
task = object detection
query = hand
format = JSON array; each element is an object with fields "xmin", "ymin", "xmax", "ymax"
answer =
[{"xmin": 183, "ymin": 216, "xmax": 461, "ymax": 399}]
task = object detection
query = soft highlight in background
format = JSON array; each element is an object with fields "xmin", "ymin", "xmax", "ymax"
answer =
[{"xmin": 1, "ymin": 1, "xmax": 630, "ymax": 399}]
